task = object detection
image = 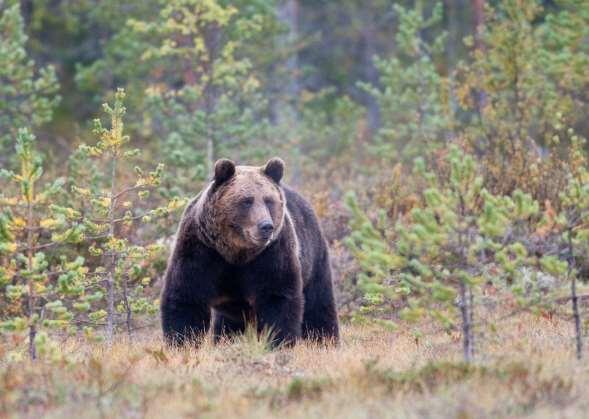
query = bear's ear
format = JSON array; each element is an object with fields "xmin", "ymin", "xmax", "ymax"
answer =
[
  {"xmin": 263, "ymin": 157, "xmax": 284, "ymax": 184},
  {"xmin": 214, "ymin": 158, "xmax": 236, "ymax": 185}
]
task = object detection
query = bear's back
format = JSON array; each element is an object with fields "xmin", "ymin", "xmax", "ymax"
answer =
[{"xmin": 282, "ymin": 185, "xmax": 329, "ymax": 285}]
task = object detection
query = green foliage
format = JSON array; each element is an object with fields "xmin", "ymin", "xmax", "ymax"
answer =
[
  {"xmin": 0, "ymin": 88, "xmax": 183, "ymax": 354},
  {"xmin": 73, "ymin": 0, "xmax": 160, "ymax": 111},
  {"xmin": 297, "ymin": 90, "xmax": 365, "ymax": 161},
  {"xmin": 128, "ymin": 0, "xmax": 271, "ymax": 194},
  {"xmin": 455, "ymin": 0, "xmax": 589, "ymax": 198},
  {"xmin": 346, "ymin": 146, "xmax": 543, "ymax": 361},
  {"xmin": 66, "ymin": 89, "xmax": 184, "ymax": 344},
  {"xmin": 361, "ymin": 2, "xmax": 452, "ymax": 160},
  {"xmin": 537, "ymin": 133, "xmax": 589, "ymax": 358},
  {"xmin": 0, "ymin": 3, "xmax": 60, "ymax": 160},
  {"xmin": 344, "ymin": 191, "xmax": 400, "ymax": 328},
  {"xmin": 0, "ymin": 129, "xmax": 85, "ymax": 359},
  {"xmin": 1, "ymin": 0, "xmax": 589, "ymax": 362}
]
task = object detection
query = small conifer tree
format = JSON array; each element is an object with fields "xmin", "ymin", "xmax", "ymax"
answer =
[
  {"xmin": 346, "ymin": 146, "xmax": 539, "ymax": 362},
  {"xmin": 455, "ymin": 1, "xmax": 589, "ymax": 199},
  {"xmin": 69, "ymin": 89, "xmax": 184, "ymax": 345},
  {"xmin": 129, "ymin": 0, "xmax": 268, "ymax": 193},
  {"xmin": 0, "ymin": 3, "xmax": 60, "ymax": 159},
  {"xmin": 538, "ymin": 132, "xmax": 589, "ymax": 360},
  {"xmin": 0, "ymin": 129, "xmax": 86, "ymax": 360},
  {"xmin": 360, "ymin": 2, "xmax": 452, "ymax": 161}
]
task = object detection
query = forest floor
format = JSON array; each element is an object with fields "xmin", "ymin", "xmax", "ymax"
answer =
[{"xmin": 1, "ymin": 313, "xmax": 588, "ymax": 419}]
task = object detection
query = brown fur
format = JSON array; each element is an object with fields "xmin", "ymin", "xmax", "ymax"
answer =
[
  {"xmin": 161, "ymin": 158, "xmax": 339, "ymax": 347},
  {"xmin": 194, "ymin": 166, "xmax": 286, "ymax": 265}
]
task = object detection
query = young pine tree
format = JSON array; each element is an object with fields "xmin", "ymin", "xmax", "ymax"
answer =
[
  {"xmin": 346, "ymin": 146, "xmax": 539, "ymax": 362},
  {"xmin": 359, "ymin": 1, "xmax": 452, "ymax": 161},
  {"xmin": 69, "ymin": 89, "xmax": 184, "ymax": 345},
  {"xmin": 0, "ymin": 3, "xmax": 60, "ymax": 162},
  {"xmin": 0, "ymin": 129, "xmax": 86, "ymax": 360},
  {"xmin": 455, "ymin": 1, "xmax": 589, "ymax": 200},
  {"xmin": 129, "ymin": 0, "xmax": 268, "ymax": 193},
  {"xmin": 344, "ymin": 192, "xmax": 400, "ymax": 329},
  {"xmin": 538, "ymin": 132, "xmax": 589, "ymax": 360}
]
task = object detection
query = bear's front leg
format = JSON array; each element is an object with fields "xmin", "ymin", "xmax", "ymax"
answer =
[
  {"xmin": 161, "ymin": 298, "xmax": 210, "ymax": 346},
  {"xmin": 161, "ymin": 255, "xmax": 215, "ymax": 347},
  {"xmin": 255, "ymin": 294, "xmax": 303, "ymax": 347}
]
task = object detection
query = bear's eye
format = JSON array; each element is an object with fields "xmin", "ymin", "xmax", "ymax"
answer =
[
  {"xmin": 239, "ymin": 197, "xmax": 254, "ymax": 208},
  {"xmin": 264, "ymin": 197, "xmax": 275, "ymax": 207}
]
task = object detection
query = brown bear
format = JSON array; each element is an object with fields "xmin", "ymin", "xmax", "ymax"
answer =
[{"xmin": 160, "ymin": 157, "xmax": 339, "ymax": 347}]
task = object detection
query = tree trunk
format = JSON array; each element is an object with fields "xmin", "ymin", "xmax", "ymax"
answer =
[
  {"xmin": 444, "ymin": 0, "xmax": 464, "ymax": 142},
  {"xmin": 274, "ymin": 0, "xmax": 300, "ymax": 125},
  {"xmin": 105, "ymin": 154, "xmax": 117, "ymax": 346},
  {"xmin": 123, "ymin": 275, "xmax": 132, "ymax": 338},
  {"xmin": 468, "ymin": 286, "xmax": 475, "ymax": 359},
  {"xmin": 568, "ymin": 227, "xmax": 583, "ymax": 360},
  {"xmin": 473, "ymin": 0, "xmax": 486, "ymax": 115},
  {"xmin": 206, "ymin": 129, "xmax": 214, "ymax": 178},
  {"xmin": 459, "ymin": 280, "xmax": 474, "ymax": 363},
  {"xmin": 572, "ymin": 275, "xmax": 583, "ymax": 360},
  {"xmin": 105, "ymin": 272, "xmax": 115, "ymax": 345},
  {"xmin": 27, "ymin": 198, "xmax": 36, "ymax": 360},
  {"xmin": 359, "ymin": 2, "xmax": 380, "ymax": 133},
  {"xmin": 445, "ymin": 0, "xmax": 458, "ymax": 69},
  {"xmin": 203, "ymin": 24, "xmax": 221, "ymax": 177}
]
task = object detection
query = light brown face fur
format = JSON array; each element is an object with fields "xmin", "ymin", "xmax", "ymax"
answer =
[
  {"xmin": 213, "ymin": 166, "xmax": 285, "ymax": 251},
  {"xmin": 199, "ymin": 159, "xmax": 286, "ymax": 264}
]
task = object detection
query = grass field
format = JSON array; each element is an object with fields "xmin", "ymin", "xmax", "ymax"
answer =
[{"xmin": 1, "ymin": 312, "xmax": 588, "ymax": 419}]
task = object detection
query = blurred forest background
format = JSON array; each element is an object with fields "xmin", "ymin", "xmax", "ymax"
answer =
[{"xmin": 2, "ymin": 0, "xmax": 589, "ymax": 366}]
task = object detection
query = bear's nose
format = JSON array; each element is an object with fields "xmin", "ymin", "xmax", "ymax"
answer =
[{"xmin": 258, "ymin": 220, "xmax": 274, "ymax": 238}]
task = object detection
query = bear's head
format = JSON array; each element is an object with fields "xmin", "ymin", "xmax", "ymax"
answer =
[{"xmin": 199, "ymin": 157, "xmax": 286, "ymax": 264}]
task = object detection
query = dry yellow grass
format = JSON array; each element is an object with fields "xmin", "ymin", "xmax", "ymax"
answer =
[{"xmin": 1, "ymin": 314, "xmax": 588, "ymax": 419}]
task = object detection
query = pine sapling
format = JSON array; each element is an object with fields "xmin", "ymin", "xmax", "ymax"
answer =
[
  {"xmin": 0, "ymin": 129, "xmax": 86, "ymax": 359},
  {"xmin": 69, "ymin": 89, "xmax": 184, "ymax": 345}
]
